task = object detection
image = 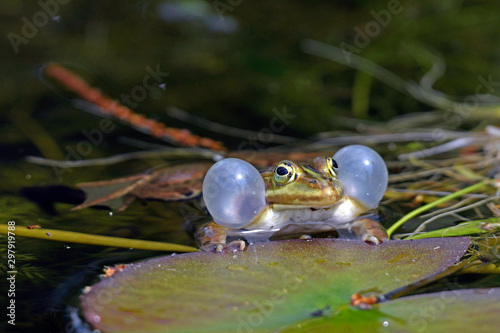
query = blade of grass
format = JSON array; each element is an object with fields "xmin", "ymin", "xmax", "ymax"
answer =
[
  {"xmin": 386, "ymin": 181, "xmax": 491, "ymax": 238},
  {"xmin": 0, "ymin": 224, "xmax": 199, "ymax": 252},
  {"xmin": 352, "ymin": 71, "xmax": 372, "ymax": 119},
  {"xmin": 405, "ymin": 219, "xmax": 500, "ymax": 239},
  {"xmin": 8, "ymin": 105, "xmax": 65, "ymax": 160}
]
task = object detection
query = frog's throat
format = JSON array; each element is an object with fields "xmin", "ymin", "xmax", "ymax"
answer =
[{"xmin": 246, "ymin": 196, "xmax": 370, "ymax": 230}]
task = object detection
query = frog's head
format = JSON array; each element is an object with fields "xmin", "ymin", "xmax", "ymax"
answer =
[
  {"xmin": 262, "ymin": 156, "xmax": 343, "ymax": 209},
  {"xmin": 202, "ymin": 145, "xmax": 388, "ymax": 229}
]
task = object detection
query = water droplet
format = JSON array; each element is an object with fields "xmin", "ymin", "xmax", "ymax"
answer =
[{"xmin": 383, "ymin": 320, "xmax": 389, "ymax": 327}]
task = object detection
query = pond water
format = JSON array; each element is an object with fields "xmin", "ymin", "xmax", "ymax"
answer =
[{"xmin": 1, "ymin": 1, "xmax": 500, "ymax": 332}]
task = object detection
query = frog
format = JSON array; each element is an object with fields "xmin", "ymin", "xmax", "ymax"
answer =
[{"xmin": 196, "ymin": 145, "xmax": 389, "ymax": 252}]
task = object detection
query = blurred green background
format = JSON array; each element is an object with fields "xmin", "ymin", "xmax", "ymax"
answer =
[
  {"xmin": 1, "ymin": 0, "xmax": 500, "ymax": 331},
  {"xmin": 2, "ymin": 0, "xmax": 500, "ymax": 154}
]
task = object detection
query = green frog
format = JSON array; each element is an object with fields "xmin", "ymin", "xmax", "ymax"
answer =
[{"xmin": 196, "ymin": 145, "xmax": 389, "ymax": 252}]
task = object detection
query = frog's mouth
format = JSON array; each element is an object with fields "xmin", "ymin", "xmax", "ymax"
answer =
[
  {"xmin": 249, "ymin": 196, "xmax": 369, "ymax": 229},
  {"xmin": 265, "ymin": 180, "xmax": 344, "ymax": 209},
  {"xmin": 269, "ymin": 194, "xmax": 344, "ymax": 211},
  {"xmin": 225, "ymin": 222, "xmax": 341, "ymax": 243}
]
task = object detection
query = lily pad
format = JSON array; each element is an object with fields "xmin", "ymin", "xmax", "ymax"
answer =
[
  {"xmin": 283, "ymin": 288, "xmax": 500, "ymax": 332},
  {"xmin": 80, "ymin": 238, "xmax": 470, "ymax": 332}
]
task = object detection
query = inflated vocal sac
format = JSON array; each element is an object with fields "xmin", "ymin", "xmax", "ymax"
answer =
[
  {"xmin": 202, "ymin": 158, "xmax": 266, "ymax": 228},
  {"xmin": 333, "ymin": 145, "xmax": 388, "ymax": 209}
]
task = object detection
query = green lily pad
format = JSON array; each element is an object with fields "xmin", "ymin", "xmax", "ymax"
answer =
[
  {"xmin": 283, "ymin": 288, "xmax": 500, "ymax": 332},
  {"xmin": 80, "ymin": 238, "xmax": 470, "ymax": 332}
]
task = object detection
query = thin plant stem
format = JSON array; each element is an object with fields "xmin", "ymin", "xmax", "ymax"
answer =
[
  {"xmin": 0, "ymin": 224, "xmax": 199, "ymax": 252},
  {"xmin": 167, "ymin": 107, "xmax": 299, "ymax": 144},
  {"xmin": 419, "ymin": 197, "xmax": 477, "ymax": 218},
  {"xmin": 386, "ymin": 181, "xmax": 491, "ymax": 238},
  {"xmin": 27, "ymin": 148, "xmax": 219, "ymax": 167},
  {"xmin": 412, "ymin": 196, "xmax": 500, "ymax": 235}
]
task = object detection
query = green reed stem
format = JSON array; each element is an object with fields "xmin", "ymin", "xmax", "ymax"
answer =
[
  {"xmin": 386, "ymin": 181, "xmax": 491, "ymax": 238},
  {"xmin": 0, "ymin": 224, "xmax": 199, "ymax": 252}
]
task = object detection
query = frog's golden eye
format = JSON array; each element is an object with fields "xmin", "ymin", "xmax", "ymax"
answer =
[
  {"xmin": 326, "ymin": 157, "xmax": 338, "ymax": 177},
  {"xmin": 274, "ymin": 162, "xmax": 295, "ymax": 184}
]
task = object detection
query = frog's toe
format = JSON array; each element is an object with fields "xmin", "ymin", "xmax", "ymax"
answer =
[
  {"xmin": 198, "ymin": 243, "xmax": 222, "ymax": 252},
  {"xmin": 351, "ymin": 218, "xmax": 388, "ymax": 245},
  {"xmin": 200, "ymin": 240, "xmax": 247, "ymax": 253},
  {"xmin": 226, "ymin": 240, "xmax": 247, "ymax": 252},
  {"xmin": 363, "ymin": 234, "xmax": 383, "ymax": 245}
]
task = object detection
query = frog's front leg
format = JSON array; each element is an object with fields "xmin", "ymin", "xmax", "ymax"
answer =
[
  {"xmin": 350, "ymin": 218, "xmax": 388, "ymax": 244},
  {"xmin": 195, "ymin": 222, "xmax": 246, "ymax": 252}
]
